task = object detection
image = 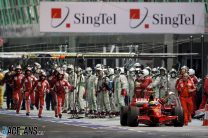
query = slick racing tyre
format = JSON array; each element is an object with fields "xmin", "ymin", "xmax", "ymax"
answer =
[
  {"xmin": 120, "ymin": 106, "xmax": 128, "ymax": 126},
  {"xmin": 172, "ymin": 96, "xmax": 184, "ymax": 127},
  {"xmin": 127, "ymin": 106, "xmax": 139, "ymax": 127}
]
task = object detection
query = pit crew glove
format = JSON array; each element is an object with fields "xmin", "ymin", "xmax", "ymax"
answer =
[
  {"xmin": 121, "ymin": 89, "xmax": 127, "ymax": 97},
  {"xmin": 70, "ymin": 86, "xmax": 75, "ymax": 92},
  {"xmin": 158, "ymin": 98, "xmax": 166, "ymax": 105}
]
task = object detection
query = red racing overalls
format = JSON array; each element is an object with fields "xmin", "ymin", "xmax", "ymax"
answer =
[
  {"xmin": 48, "ymin": 75, "xmax": 58, "ymax": 107},
  {"xmin": 134, "ymin": 77, "xmax": 143, "ymax": 98},
  {"xmin": 199, "ymin": 76, "xmax": 208, "ymax": 109},
  {"xmin": 140, "ymin": 76, "xmax": 153, "ymax": 99},
  {"xmin": 189, "ymin": 75, "xmax": 198, "ymax": 115},
  {"xmin": 53, "ymin": 79, "xmax": 73, "ymax": 116},
  {"xmin": 177, "ymin": 79, "xmax": 196, "ymax": 125},
  {"xmin": 33, "ymin": 79, "xmax": 50, "ymax": 117},
  {"xmin": 12, "ymin": 73, "xmax": 24, "ymax": 114},
  {"xmin": 22, "ymin": 75, "xmax": 37, "ymax": 114}
]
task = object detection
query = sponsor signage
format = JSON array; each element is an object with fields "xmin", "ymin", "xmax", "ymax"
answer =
[{"xmin": 40, "ymin": 2, "xmax": 204, "ymax": 34}]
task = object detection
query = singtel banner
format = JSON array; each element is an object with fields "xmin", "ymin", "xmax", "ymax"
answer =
[{"xmin": 40, "ymin": 2, "xmax": 204, "ymax": 34}]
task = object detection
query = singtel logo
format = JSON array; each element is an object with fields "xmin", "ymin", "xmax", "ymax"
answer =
[
  {"xmin": 51, "ymin": 7, "xmax": 70, "ymax": 28},
  {"xmin": 129, "ymin": 7, "xmax": 195, "ymax": 29},
  {"xmin": 129, "ymin": 8, "xmax": 149, "ymax": 29},
  {"xmin": 51, "ymin": 7, "xmax": 116, "ymax": 28}
]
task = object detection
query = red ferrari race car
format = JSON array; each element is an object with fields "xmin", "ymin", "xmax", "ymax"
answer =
[{"xmin": 120, "ymin": 92, "xmax": 184, "ymax": 127}]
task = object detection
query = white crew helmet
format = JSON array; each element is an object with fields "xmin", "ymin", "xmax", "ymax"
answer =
[
  {"xmin": 114, "ymin": 67, "xmax": 121, "ymax": 75},
  {"xmin": 129, "ymin": 67, "xmax": 135, "ymax": 72},
  {"xmin": 129, "ymin": 67, "xmax": 135, "ymax": 76},
  {"xmin": 62, "ymin": 64, "xmax": 67, "ymax": 71},
  {"xmin": 15, "ymin": 65, "xmax": 22, "ymax": 70},
  {"xmin": 133, "ymin": 63, "xmax": 141, "ymax": 69},
  {"xmin": 181, "ymin": 66, "xmax": 188, "ymax": 71},
  {"xmin": 76, "ymin": 67, "xmax": 82, "ymax": 75},
  {"xmin": 67, "ymin": 64, "xmax": 74, "ymax": 69},
  {"xmin": 34, "ymin": 62, "xmax": 41, "ymax": 69},
  {"xmin": 120, "ymin": 67, "xmax": 125, "ymax": 74},
  {"xmin": 188, "ymin": 68, "xmax": 195, "ymax": 76},
  {"xmin": 53, "ymin": 63, "xmax": 58, "ymax": 69},
  {"xmin": 135, "ymin": 67, "xmax": 142, "ymax": 75},
  {"xmin": 145, "ymin": 66, "xmax": 151, "ymax": 71},
  {"xmin": 152, "ymin": 68, "xmax": 159, "ymax": 74},
  {"xmin": 58, "ymin": 70, "xmax": 64, "ymax": 75},
  {"xmin": 55, "ymin": 67, "xmax": 61, "ymax": 72},
  {"xmin": 159, "ymin": 67, "xmax": 167, "ymax": 76},
  {"xmin": 108, "ymin": 68, "xmax": 114, "ymax": 75},
  {"xmin": 67, "ymin": 64, "xmax": 74, "ymax": 74},
  {"xmin": 95, "ymin": 64, "xmax": 103, "ymax": 77},
  {"xmin": 96, "ymin": 67, "xmax": 103, "ymax": 71},
  {"xmin": 170, "ymin": 68, "xmax": 177, "ymax": 74},
  {"xmin": 40, "ymin": 71, "xmax": 47, "ymax": 77},
  {"xmin": 142, "ymin": 69, "xmax": 149, "ymax": 77},
  {"xmin": 152, "ymin": 68, "xmax": 157, "ymax": 72},
  {"xmin": 160, "ymin": 67, "xmax": 167, "ymax": 74},
  {"xmin": 95, "ymin": 64, "xmax": 103, "ymax": 70},
  {"xmin": 85, "ymin": 67, "xmax": 92, "ymax": 76}
]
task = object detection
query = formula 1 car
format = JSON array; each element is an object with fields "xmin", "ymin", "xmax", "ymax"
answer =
[{"xmin": 120, "ymin": 92, "xmax": 184, "ymax": 127}]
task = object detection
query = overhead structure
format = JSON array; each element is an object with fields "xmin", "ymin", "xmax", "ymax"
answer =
[{"xmin": 0, "ymin": 52, "xmax": 199, "ymax": 59}]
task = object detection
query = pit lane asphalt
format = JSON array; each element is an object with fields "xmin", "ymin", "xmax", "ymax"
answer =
[{"xmin": 0, "ymin": 113, "xmax": 208, "ymax": 138}]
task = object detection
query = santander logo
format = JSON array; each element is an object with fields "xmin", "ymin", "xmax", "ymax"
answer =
[{"xmin": 129, "ymin": 8, "xmax": 149, "ymax": 29}]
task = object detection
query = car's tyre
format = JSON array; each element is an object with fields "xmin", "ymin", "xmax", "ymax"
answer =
[
  {"xmin": 173, "ymin": 97, "xmax": 184, "ymax": 127},
  {"xmin": 127, "ymin": 106, "xmax": 139, "ymax": 127},
  {"xmin": 120, "ymin": 106, "xmax": 128, "ymax": 126}
]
